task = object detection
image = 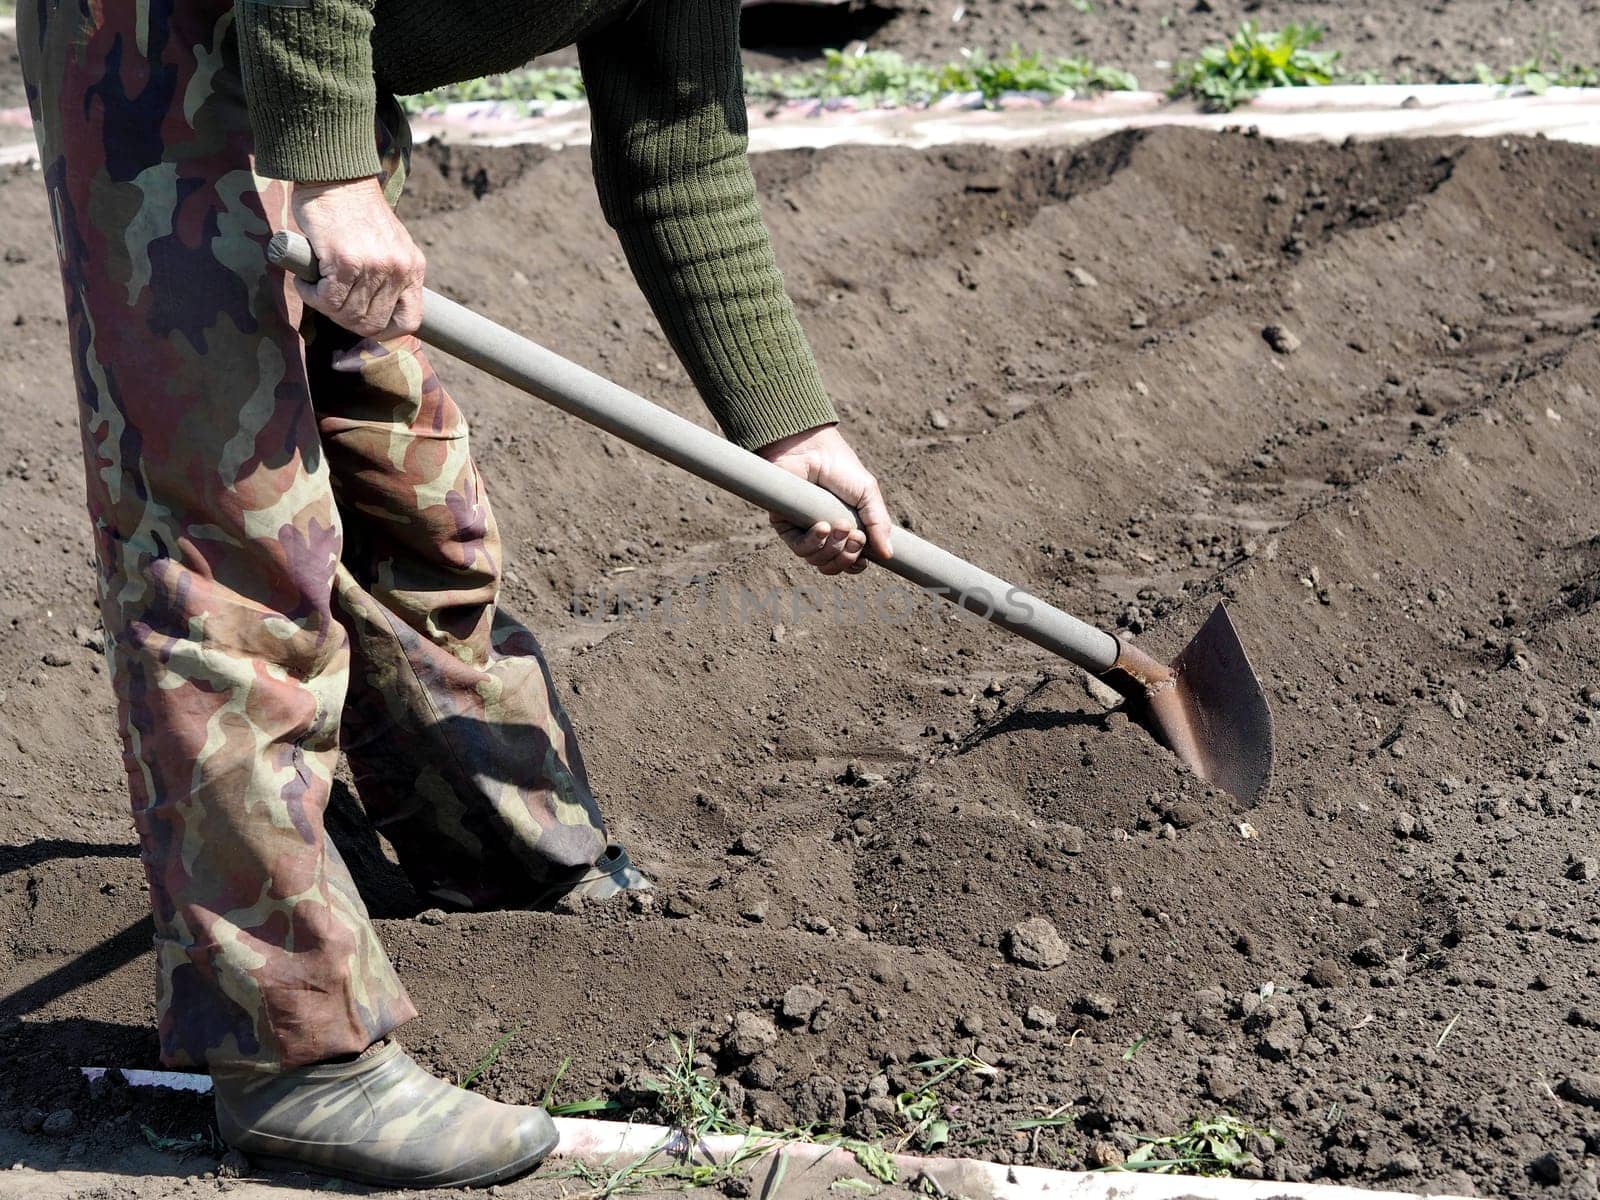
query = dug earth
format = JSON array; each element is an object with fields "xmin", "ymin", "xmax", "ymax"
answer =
[{"xmin": 1, "ymin": 116, "xmax": 1599, "ymax": 1200}]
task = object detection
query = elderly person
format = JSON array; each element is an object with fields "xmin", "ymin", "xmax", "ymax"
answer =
[{"xmin": 18, "ymin": 0, "xmax": 891, "ymax": 1186}]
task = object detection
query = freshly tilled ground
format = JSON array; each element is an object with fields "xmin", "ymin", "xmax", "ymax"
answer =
[{"xmin": 2, "ymin": 122, "xmax": 1600, "ymax": 1198}]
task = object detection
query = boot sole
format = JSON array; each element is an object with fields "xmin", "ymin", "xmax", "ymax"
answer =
[{"xmin": 250, "ymin": 1123, "xmax": 560, "ymax": 1190}]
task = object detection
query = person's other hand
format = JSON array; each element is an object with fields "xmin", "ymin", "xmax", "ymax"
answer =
[
  {"xmin": 759, "ymin": 425, "xmax": 894, "ymax": 575},
  {"xmin": 289, "ymin": 177, "xmax": 426, "ymax": 339}
]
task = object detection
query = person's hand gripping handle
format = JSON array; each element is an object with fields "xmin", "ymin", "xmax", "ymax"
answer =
[{"xmin": 287, "ymin": 179, "xmax": 427, "ymax": 340}]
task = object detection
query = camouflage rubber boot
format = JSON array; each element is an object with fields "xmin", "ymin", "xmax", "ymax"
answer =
[{"xmin": 213, "ymin": 1040, "xmax": 558, "ymax": 1188}]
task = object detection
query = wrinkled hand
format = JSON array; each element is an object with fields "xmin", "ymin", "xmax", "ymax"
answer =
[
  {"xmin": 759, "ymin": 425, "xmax": 894, "ymax": 575},
  {"xmin": 289, "ymin": 177, "xmax": 426, "ymax": 339}
]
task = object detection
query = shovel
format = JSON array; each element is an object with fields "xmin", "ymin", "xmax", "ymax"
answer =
[{"xmin": 268, "ymin": 231, "xmax": 1274, "ymax": 803}]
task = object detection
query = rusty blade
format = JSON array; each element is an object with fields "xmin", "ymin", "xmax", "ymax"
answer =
[
  {"xmin": 1166, "ymin": 603, "xmax": 1274, "ymax": 804},
  {"xmin": 1100, "ymin": 602, "xmax": 1274, "ymax": 805}
]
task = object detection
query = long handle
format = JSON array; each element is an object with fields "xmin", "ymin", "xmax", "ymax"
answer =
[{"xmin": 268, "ymin": 232, "xmax": 1121, "ymax": 674}]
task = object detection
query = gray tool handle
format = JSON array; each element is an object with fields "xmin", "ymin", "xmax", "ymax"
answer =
[{"xmin": 268, "ymin": 231, "xmax": 1120, "ymax": 673}]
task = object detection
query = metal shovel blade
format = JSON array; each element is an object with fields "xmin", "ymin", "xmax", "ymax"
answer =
[{"xmin": 1152, "ymin": 603, "xmax": 1274, "ymax": 805}]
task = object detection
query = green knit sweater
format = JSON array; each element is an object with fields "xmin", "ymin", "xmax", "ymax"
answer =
[{"xmin": 235, "ymin": 0, "xmax": 838, "ymax": 450}]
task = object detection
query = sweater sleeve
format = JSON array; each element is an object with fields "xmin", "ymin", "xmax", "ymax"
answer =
[
  {"xmin": 577, "ymin": 0, "xmax": 839, "ymax": 450},
  {"xmin": 235, "ymin": 0, "xmax": 382, "ymax": 182}
]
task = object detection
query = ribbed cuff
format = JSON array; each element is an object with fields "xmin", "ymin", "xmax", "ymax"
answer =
[
  {"xmin": 710, "ymin": 372, "xmax": 841, "ymax": 450},
  {"xmin": 236, "ymin": 0, "xmax": 382, "ymax": 182}
]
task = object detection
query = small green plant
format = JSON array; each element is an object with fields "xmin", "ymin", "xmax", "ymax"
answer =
[
  {"xmin": 888, "ymin": 1055, "xmax": 994, "ymax": 1153},
  {"xmin": 1012, "ymin": 1110, "xmax": 1075, "ymax": 1132},
  {"xmin": 963, "ymin": 48, "xmax": 1137, "ymax": 102},
  {"xmin": 843, "ymin": 1139, "xmax": 900, "ymax": 1183},
  {"xmin": 745, "ymin": 48, "xmax": 948, "ymax": 106},
  {"xmin": 1121, "ymin": 1028, "xmax": 1154, "ymax": 1061},
  {"xmin": 553, "ymin": 1038, "xmax": 810, "ymax": 1197},
  {"xmin": 1170, "ymin": 22, "xmax": 1340, "ymax": 111},
  {"xmin": 831, "ymin": 1180, "xmax": 881, "ymax": 1195},
  {"xmin": 1472, "ymin": 49, "xmax": 1600, "ymax": 91},
  {"xmin": 1115, "ymin": 1113, "xmax": 1278, "ymax": 1177},
  {"xmin": 459, "ymin": 1024, "xmax": 521, "ymax": 1090}
]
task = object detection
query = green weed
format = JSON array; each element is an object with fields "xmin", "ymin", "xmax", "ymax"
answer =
[
  {"xmin": 842, "ymin": 1139, "xmax": 899, "ymax": 1183},
  {"xmin": 748, "ymin": 47, "xmax": 1136, "ymax": 107},
  {"xmin": 831, "ymin": 1180, "xmax": 881, "ymax": 1195},
  {"xmin": 1170, "ymin": 22, "xmax": 1339, "ymax": 111},
  {"xmin": 1012, "ymin": 1112, "xmax": 1074, "ymax": 1132},
  {"xmin": 546, "ymin": 1042, "xmax": 1005, "ymax": 1196},
  {"xmin": 1121, "ymin": 1028, "xmax": 1154, "ymax": 1061},
  {"xmin": 963, "ymin": 48, "xmax": 1137, "ymax": 102},
  {"xmin": 1114, "ymin": 1113, "xmax": 1278, "ymax": 1177},
  {"xmin": 1471, "ymin": 36, "xmax": 1600, "ymax": 91},
  {"xmin": 888, "ymin": 1055, "xmax": 994, "ymax": 1154}
]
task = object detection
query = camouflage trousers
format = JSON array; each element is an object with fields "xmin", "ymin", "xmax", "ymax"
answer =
[{"xmin": 19, "ymin": 0, "xmax": 611, "ymax": 1071}]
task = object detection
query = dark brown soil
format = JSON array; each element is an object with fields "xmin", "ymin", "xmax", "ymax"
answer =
[
  {"xmin": 4, "ymin": 69, "xmax": 1600, "ymax": 1200},
  {"xmin": 3, "ymin": 3, "xmax": 1596, "ymax": 113},
  {"xmin": 740, "ymin": 0, "xmax": 1600, "ymax": 87}
]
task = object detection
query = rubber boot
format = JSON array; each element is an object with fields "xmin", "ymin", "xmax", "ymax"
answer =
[{"xmin": 213, "ymin": 1040, "xmax": 558, "ymax": 1188}]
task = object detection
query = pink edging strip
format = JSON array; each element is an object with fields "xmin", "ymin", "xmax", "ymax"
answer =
[{"xmin": 77, "ymin": 1069, "xmax": 1462, "ymax": 1200}]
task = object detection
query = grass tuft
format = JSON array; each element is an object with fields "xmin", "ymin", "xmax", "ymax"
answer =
[{"xmin": 642, "ymin": 1035, "xmax": 740, "ymax": 1138}]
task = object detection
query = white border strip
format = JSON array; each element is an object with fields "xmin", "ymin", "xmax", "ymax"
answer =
[
  {"xmin": 77, "ymin": 1069, "xmax": 1467, "ymax": 1200},
  {"xmin": 4, "ymin": 84, "xmax": 1600, "ymax": 168},
  {"xmin": 398, "ymin": 84, "xmax": 1600, "ymax": 153}
]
